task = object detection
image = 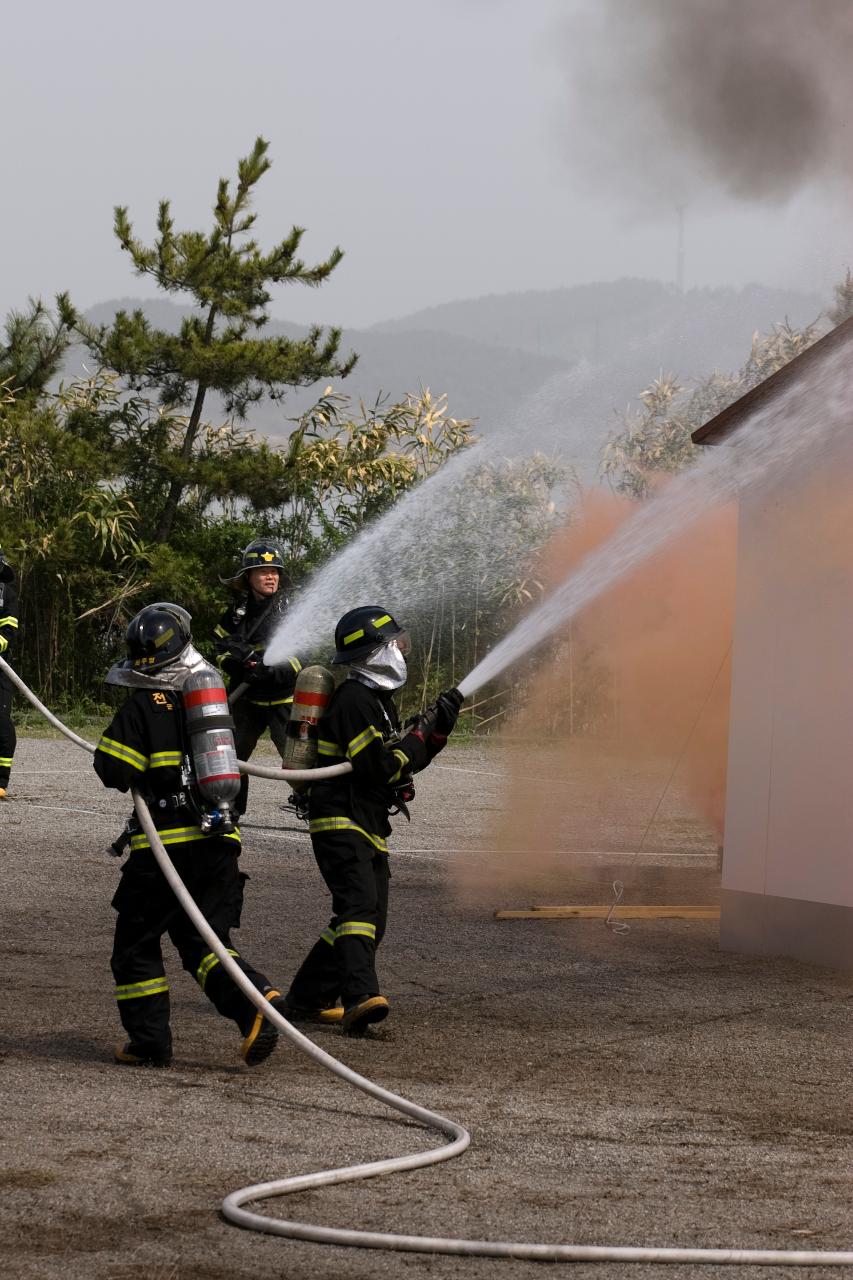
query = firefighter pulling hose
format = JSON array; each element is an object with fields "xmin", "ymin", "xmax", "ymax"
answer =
[
  {"xmin": 1, "ymin": 641, "xmax": 850, "ymax": 1265},
  {"xmin": 93, "ymin": 603, "xmax": 287, "ymax": 1066}
]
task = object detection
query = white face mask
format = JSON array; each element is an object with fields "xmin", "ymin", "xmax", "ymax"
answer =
[{"xmin": 348, "ymin": 641, "xmax": 408, "ymax": 691}]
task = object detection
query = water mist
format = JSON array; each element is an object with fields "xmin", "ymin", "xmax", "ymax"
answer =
[{"xmin": 458, "ymin": 342, "xmax": 851, "ymax": 698}]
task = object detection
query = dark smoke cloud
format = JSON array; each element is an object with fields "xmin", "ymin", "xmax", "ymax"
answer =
[{"xmin": 557, "ymin": 0, "xmax": 853, "ymax": 208}]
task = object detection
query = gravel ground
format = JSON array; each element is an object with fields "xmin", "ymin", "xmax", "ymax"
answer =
[{"xmin": 0, "ymin": 733, "xmax": 850, "ymax": 1280}]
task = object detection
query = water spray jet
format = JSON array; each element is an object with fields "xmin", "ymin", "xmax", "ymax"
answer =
[{"xmin": 459, "ymin": 333, "xmax": 852, "ymax": 698}]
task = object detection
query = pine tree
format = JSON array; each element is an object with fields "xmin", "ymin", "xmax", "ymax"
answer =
[
  {"xmin": 76, "ymin": 137, "xmax": 356, "ymax": 542},
  {"xmin": 0, "ymin": 295, "xmax": 76, "ymax": 396}
]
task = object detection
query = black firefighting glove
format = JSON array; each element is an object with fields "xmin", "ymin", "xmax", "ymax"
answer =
[
  {"xmin": 243, "ymin": 650, "xmax": 266, "ymax": 678},
  {"xmin": 433, "ymin": 687, "xmax": 464, "ymax": 735},
  {"xmin": 405, "ymin": 704, "xmax": 439, "ymax": 740},
  {"xmin": 214, "ymin": 636, "xmax": 250, "ymax": 661},
  {"xmin": 398, "ymin": 706, "xmax": 438, "ymax": 770}
]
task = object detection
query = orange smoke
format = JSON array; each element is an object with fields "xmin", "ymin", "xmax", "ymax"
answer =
[
  {"xmin": 539, "ymin": 487, "xmax": 737, "ymax": 837},
  {"xmin": 459, "ymin": 488, "xmax": 738, "ymax": 900}
]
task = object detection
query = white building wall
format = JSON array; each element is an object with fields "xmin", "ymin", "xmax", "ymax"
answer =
[{"xmin": 721, "ymin": 443, "xmax": 853, "ymax": 967}]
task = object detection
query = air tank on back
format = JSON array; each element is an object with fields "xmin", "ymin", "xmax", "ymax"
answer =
[
  {"xmin": 182, "ymin": 664, "xmax": 241, "ymax": 831},
  {"xmin": 282, "ymin": 665, "xmax": 335, "ymax": 778}
]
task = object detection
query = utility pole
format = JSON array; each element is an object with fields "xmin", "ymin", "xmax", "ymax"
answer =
[{"xmin": 676, "ymin": 205, "xmax": 686, "ymax": 294}]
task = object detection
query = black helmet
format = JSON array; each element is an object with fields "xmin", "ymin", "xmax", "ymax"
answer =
[
  {"xmin": 125, "ymin": 603, "xmax": 192, "ymax": 671},
  {"xmin": 332, "ymin": 606, "xmax": 407, "ymax": 665},
  {"xmin": 0, "ymin": 549, "xmax": 13, "ymax": 584},
  {"xmin": 221, "ymin": 539, "xmax": 286, "ymax": 591},
  {"xmin": 242, "ymin": 539, "xmax": 284, "ymax": 573}
]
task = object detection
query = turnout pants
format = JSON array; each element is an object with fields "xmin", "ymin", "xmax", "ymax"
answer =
[
  {"xmin": 0, "ymin": 678, "xmax": 15, "ymax": 789},
  {"xmin": 231, "ymin": 697, "xmax": 290, "ymax": 815},
  {"xmin": 287, "ymin": 828, "xmax": 390, "ymax": 1011},
  {"xmin": 110, "ymin": 838, "xmax": 272, "ymax": 1056}
]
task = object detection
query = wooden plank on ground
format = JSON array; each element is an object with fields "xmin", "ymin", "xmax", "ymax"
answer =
[{"xmin": 495, "ymin": 905, "xmax": 721, "ymax": 920}]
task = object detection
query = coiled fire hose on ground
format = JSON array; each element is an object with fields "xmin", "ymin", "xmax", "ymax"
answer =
[{"xmin": 3, "ymin": 653, "xmax": 852, "ymax": 1266}]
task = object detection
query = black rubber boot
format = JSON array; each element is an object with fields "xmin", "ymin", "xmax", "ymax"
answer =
[{"xmin": 341, "ymin": 995, "xmax": 389, "ymax": 1037}]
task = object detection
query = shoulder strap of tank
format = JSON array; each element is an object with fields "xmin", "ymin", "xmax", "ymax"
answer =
[{"xmin": 243, "ymin": 592, "xmax": 285, "ymax": 645}]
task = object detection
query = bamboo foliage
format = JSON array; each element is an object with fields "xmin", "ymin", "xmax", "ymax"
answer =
[{"xmin": 601, "ymin": 318, "xmax": 820, "ymax": 499}]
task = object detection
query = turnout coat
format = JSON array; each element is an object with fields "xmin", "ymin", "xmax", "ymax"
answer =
[
  {"xmin": 310, "ymin": 677, "xmax": 447, "ymax": 848},
  {"xmin": 213, "ymin": 591, "xmax": 301, "ymax": 708}
]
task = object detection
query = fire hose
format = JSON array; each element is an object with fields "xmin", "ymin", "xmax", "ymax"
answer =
[{"xmin": 2, "ymin": 652, "xmax": 851, "ymax": 1267}]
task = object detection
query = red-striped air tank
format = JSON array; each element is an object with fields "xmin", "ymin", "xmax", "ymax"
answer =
[
  {"xmin": 282, "ymin": 665, "xmax": 335, "ymax": 776},
  {"xmin": 182, "ymin": 667, "xmax": 241, "ymax": 826}
]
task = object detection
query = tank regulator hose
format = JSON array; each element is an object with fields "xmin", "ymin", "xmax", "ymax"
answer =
[
  {"xmin": 5, "ymin": 654, "xmax": 852, "ymax": 1266},
  {"xmin": 0, "ymin": 654, "xmax": 351, "ymax": 782}
]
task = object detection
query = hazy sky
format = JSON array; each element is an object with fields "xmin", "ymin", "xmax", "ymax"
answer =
[{"xmin": 3, "ymin": 0, "xmax": 850, "ymax": 329}]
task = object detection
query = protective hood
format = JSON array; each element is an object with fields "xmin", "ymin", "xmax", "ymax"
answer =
[
  {"xmin": 347, "ymin": 641, "xmax": 408, "ymax": 691},
  {"xmin": 105, "ymin": 643, "xmax": 214, "ymax": 692}
]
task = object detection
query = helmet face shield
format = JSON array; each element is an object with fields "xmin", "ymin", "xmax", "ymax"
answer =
[
  {"xmin": 391, "ymin": 630, "xmax": 411, "ymax": 657},
  {"xmin": 349, "ymin": 640, "xmax": 408, "ymax": 690}
]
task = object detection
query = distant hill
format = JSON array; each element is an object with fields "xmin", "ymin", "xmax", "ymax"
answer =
[
  {"xmin": 80, "ymin": 298, "xmax": 568, "ymax": 433},
  {"xmin": 78, "ymin": 279, "xmax": 826, "ymax": 475},
  {"xmin": 370, "ymin": 279, "xmax": 824, "ymax": 368}
]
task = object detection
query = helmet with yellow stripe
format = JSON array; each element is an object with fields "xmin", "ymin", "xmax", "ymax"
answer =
[
  {"xmin": 125, "ymin": 603, "xmax": 192, "ymax": 671},
  {"xmin": 332, "ymin": 606, "xmax": 410, "ymax": 665}
]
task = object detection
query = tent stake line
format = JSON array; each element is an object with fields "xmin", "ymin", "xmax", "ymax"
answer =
[{"xmin": 495, "ymin": 905, "xmax": 721, "ymax": 920}]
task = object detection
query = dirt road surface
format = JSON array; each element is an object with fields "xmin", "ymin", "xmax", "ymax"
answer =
[{"xmin": 1, "ymin": 734, "xmax": 850, "ymax": 1280}]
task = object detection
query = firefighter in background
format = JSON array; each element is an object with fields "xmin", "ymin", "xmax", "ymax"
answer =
[
  {"xmin": 280, "ymin": 606, "xmax": 463, "ymax": 1036},
  {"xmin": 214, "ymin": 539, "xmax": 303, "ymax": 814},
  {"xmin": 0, "ymin": 548, "xmax": 20, "ymax": 800},
  {"xmin": 94, "ymin": 602, "xmax": 284, "ymax": 1068}
]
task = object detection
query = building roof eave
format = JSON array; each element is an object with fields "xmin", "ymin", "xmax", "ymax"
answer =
[{"xmin": 691, "ymin": 315, "xmax": 853, "ymax": 446}]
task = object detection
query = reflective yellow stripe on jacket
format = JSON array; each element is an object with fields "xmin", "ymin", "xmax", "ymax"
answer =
[
  {"xmin": 0, "ymin": 614, "xmax": 17, "ymax": 654},
  {"xmin": 97, "ymin": 735, "xmax": 148, "ymax": 772},
  {"xmin": 129, "ymin": 826, "xmax": 241, "ymax": 853},
  {"xmin": 346, "ymin": 726, "xmax": 382, "ymax": 759},
  {"xmin": 388, "ymin": 749, "xmax": 409, "ymax": 784}
]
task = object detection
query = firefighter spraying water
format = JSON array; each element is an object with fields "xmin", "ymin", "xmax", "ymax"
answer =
[
  {"xmin": 281, "ymin": 606, "xmax": 463, "ymax": 1035},
  {"xmin": 214, "ymin": 538, "xmax": 304, "ymax": 816}
]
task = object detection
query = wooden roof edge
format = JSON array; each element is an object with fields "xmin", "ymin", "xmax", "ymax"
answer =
[{"xmin": 691, "ymin": 314, "xmax": 853, "ymax": 446}]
